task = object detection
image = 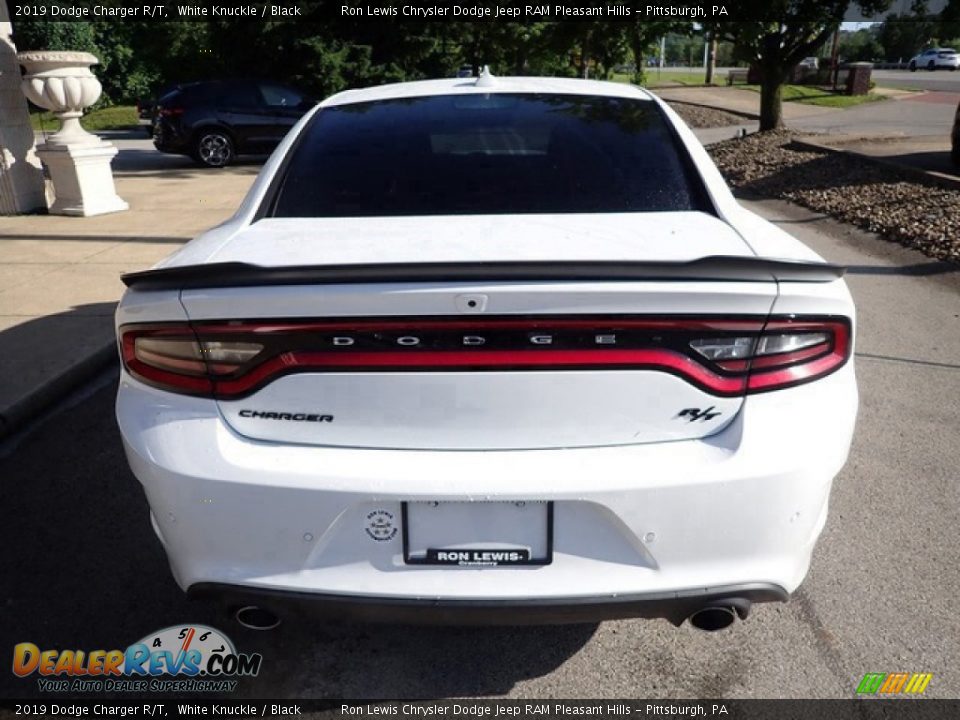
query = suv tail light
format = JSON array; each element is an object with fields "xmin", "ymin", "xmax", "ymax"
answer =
[
  {"xmin": 157, "ymin": 107, "xmax": 185, "ymax": 117},
  {"xmin": 119, "ymin": 316, "xmax": 851, "ymax": 399}
]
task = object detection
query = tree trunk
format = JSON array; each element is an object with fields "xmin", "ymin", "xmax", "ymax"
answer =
[
  {"xmin": 631, "ymin": 46, "xmax": 646, "ymax": 86},
  {"xmin": 580, "ymin": 32, "xmax": 590, "ymax": 79},
  {"xmin": 629, "ymin": 29, "xmax": 647, "ymax": 86},
  {"xmin": 705, "ymin": 35, "xmax": 717, "ymax": 85},
  {"xmin": 758, "ymin": 71, "xmax": 785, "ymax": 131}
]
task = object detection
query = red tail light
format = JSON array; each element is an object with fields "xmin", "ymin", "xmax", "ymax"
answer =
[
  {"xmin": 158, "ymin": 107, "xmax": 184, "ymax": 117},
  {"xmin": 119, "ymin": 316, "xmax": 851, "ymax": 399}
]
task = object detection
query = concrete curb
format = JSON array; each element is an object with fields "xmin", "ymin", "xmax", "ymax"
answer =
[
  {"xmin": 651, "ymin": 91, "xmax": 761, "ymax": 121},
  {"xmin": 790, "ymin": 138, "xmax": 960, "ymax": 192},
  {"xmin": 0, "ymin": 341, "xmax": 116, "ymax": 440},
  {"xmin": 664, "ymin": 98, "xmax": 759, "ymax": 121}
]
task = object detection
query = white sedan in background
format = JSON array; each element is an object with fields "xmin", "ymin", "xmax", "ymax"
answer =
[
  {"xmin": 909, "ymin": 47, "xmax": 960, "ymax": 71},
  {"xmin": 116, "ymin": 73, "xmax": 857, "ymax": 632}
]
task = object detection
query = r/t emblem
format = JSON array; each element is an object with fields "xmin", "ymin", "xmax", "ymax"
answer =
[{"xmin": 676, "ymin": 407, "xmax": 722, "ymax": 422}]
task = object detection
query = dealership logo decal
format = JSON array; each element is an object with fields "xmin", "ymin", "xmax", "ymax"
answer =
[
  {"xmin": 12, "ymin": 625, "xmax": 261, "ymax": 693},
  {"xmin": 365, "ymin": 510, "xmax": 398, "ymax": 542},
  {"xmin": 856, "ymin": 672, "xmax": 932, "ymax": 695}
]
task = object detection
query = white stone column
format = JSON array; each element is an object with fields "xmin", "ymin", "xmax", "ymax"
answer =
[{"xmin": 0, "ymin": 2, "xmax": 45, "ymax": 215}]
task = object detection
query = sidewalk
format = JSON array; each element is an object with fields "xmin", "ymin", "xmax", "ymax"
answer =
[
  {"xmin": 802, "ymin": 134, "xmax": 958, "ymax": 184},
  {"xmin": 0, "ymin": 151, "xmax": 258, "ymax": 436},
  {"xmin": 653, "ymin": 84, "xmax": 959, "ymax": 180},
  {"xmin": 652, "ymin": 85, "xmax": 838, "ymax": 121}
]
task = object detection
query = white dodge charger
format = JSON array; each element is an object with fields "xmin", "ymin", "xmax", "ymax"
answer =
[{"xmin": 116, "ymin": 74, "xmax": 857, "ymax": 631}]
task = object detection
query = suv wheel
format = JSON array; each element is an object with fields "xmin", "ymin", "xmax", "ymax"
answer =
[
  {"xmin": 909, "ymin": 61, "xmax": 917, "ymax": 72},
  {"xmin": 928, "ymin": 60, "xmax": 936, "ymax": 71},
  {"xmin": 193, "ymin": 130, "xmax": 234, "ymax": 168}
]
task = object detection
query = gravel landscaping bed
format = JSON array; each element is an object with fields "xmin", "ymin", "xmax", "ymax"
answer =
[
  {"xmin": 708, "ymin": 130, "xmax": 960, "ymax": 262},
  {"xmin": 666, "ymin": 101, "xmax": 753, "ymax": 128}
]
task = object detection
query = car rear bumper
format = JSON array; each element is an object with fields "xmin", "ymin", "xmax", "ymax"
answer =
[
  {"xmin": 153, "ymin": 121, "xmax": 189, "ymax": 154},
  {"xmin": 117, "ymin": 362, "xmax": 857, "ymax": 621},
  {"xmin": 189, "ymin": 581, "xmax": 788, "ymax": 626}
]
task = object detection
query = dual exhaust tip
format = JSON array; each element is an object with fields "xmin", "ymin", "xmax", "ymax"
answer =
[
  {"xmin": 231, "ymin": 601, "xmax": 749, "ymax": 632},
  {"xmin": 686, "ymin": 599, "xmax": 751, "ymax": 632},
  {"xmin": 233, "ymin": 605, "xmax": 281, "ymax": 631},
  {"xmin": 687, "ymin": 606, "xmax": 738, "ymax": 632}
]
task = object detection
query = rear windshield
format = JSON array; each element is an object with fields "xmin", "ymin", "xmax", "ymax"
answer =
[{"xmin": 268, "ymin": 93, "xmax": 712, "ymax": 217}]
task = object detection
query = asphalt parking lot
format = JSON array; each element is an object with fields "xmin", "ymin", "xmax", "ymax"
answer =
[{"xmin": 1, "ymin": 198, "xmax": 958, "ymax": 700}]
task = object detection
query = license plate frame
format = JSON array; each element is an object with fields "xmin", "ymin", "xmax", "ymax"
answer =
[{"xmin": 402, "ymin": 501, "xmax": 554, "ymax": 567}]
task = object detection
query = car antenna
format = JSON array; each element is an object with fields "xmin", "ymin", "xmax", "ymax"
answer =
[{"xmin": 475, "ymin": 66, "xmax": 496, "ymax": 88}]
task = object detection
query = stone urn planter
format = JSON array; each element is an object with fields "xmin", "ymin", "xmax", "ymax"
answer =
[{"xmin": 18, "ymin": 51, "xmax": 127, "ymax": 216}]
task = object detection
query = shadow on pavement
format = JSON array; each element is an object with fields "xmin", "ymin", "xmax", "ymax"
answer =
[
  {"xmin": 0, "ymin": 377, "xmax": 595, "ymax": 700},
  {"xmin": 112, "ymin": 147, "xmax": 266, "ymax": 176},
  {"xmin": 871, "ymin": 149, "xmax": 958, "ymax": 177},
  {"xmin": 0, "ymin": 304, "xmax": 117, "ymax": 439}
]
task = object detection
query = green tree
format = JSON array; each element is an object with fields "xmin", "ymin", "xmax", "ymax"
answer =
[
  {"xmin": 11, "ymin": 20, "xmax": 166, "ymax": 104},
  {"xmin": 624, "ymin": 22, "xmax": 691, "ymax": 84},
  {"xmin": 878, "ymin": 13, "xmax": 936, "ymax": 62},
  {"xmin": 942, "ymin": 0, "xmax": 960, "ymax": 38},
  {"xmin": 11, "ymin": 21, "xmax": 98, "ymax": 55},
  {"xmin": 708, "ymin": 0, "xmax": 892, "ymax": 132},
  {"xmin": 838, "ymin": 26, "xmax": 883, "ymax": 62}
]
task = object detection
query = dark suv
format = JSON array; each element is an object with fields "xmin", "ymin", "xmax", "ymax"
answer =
[{"xmin": 153, "ymin": 80, "xmax": 312, "ymax": 167}]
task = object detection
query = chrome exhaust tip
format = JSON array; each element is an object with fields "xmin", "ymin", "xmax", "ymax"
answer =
[
  {"xmin": 233, "ymin": 605, "xmax": 281, "ymax": 631},
  {"xmin": 687, "ymin": 606, "xmax": 738, "ymax": 632}
]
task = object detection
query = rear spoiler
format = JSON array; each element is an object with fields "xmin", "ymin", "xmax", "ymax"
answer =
[{"xmin": 121, "ymin": 256, "xmax": 845, "ymax": 291}]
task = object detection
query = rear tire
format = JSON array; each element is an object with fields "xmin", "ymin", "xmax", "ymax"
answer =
[
  {"xmin": 909, "ymin": 62, "xmax": 917, "ymax": 72},
  {"xmin": 192, "ymin": 130, "xmax": 234, "ymax": 168},
  {"xmin": 928, "ymin": 60, "xmax": 936, "ymax": 71}
]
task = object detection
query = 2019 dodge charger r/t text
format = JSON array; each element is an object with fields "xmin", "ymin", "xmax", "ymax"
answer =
[{"xmin": 116, "ymin": 74, "xmax": 857, "ymax": 631}]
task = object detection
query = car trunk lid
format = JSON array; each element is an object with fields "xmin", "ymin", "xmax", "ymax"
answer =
[{"xmin": 140, "ymin": 214, "xmax": 805, "ymax": 450}]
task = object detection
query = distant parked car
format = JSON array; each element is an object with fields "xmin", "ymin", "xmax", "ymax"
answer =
[
  {"xmin": 136, "ymin": 85, "xmax": 176, "ymax": 137},
  {"xmin": 152, "ymin": 79, "xmax": 313, "ymax": 167},
  {"xmin": 798, "ymin": 57, "xmax": 819, "ymax": 70},
  {"xmin": 135, "ymin": 99, "xmax": 154, "ymax": 137},
  {"xmin": 951, "ymin": 99, "xmax": 960, "ymax": 166},
  {"xmin": 909, "ymin": 48, "xmax": 960, "ymax": 72},
  {"xmin": 135, "ymin": 98, "xmax": 154, "ymax": 122}
]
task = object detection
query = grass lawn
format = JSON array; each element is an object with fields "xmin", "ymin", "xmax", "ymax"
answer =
[
  {"xmin": 29, "ymin": 105, "xmax": 139, "ymax": 133},
  {"xmin": 610, "ymin": 71, "xmax": 719, "ymax": 88},
  {"xmin": 743, "ymin": 84, "xmax": 887, "ymax": 108}
]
